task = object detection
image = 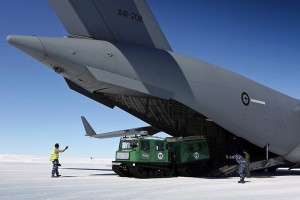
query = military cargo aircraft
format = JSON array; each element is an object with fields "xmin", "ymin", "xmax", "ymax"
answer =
[{"xmin": 7, "ymin": 0, "xmax": 300, "ymax": 172}]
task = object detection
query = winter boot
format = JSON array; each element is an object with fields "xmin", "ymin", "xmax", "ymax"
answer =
[{"xmin": 238, "ymin": 178, "xmax": 245, "ymax": 183}]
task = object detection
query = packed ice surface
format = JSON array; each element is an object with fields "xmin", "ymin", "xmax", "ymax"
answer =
[{"xmin": 1, "ymin": 154, "xmax": 300, "ymax": 200}]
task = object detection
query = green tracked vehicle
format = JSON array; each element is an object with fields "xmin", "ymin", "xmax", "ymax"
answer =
[
  {"xmin": 112, "ymin": 135, "xmax": 173, "ymax": 178},
  {"xmin": 167, "ymin": 136, "xmax": 210, "ymax": 176},
  {"xmin": 112, "ymin": 135, "xmax": 210, "ymax": 178},
  {"xmin": 81, "ymin": 116, "xmax": 211, "ymax": 178}
]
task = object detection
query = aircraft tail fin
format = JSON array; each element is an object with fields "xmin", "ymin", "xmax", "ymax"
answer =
[
  {"xmin": 49, "ymin": 0, "xmax": 172, "ymax": 51},
  {"xmin": 81, "ymin": 116, "xmax": 160, "ymax": 139}
]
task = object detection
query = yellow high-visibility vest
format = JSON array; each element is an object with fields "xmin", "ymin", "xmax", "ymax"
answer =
[{"xmin": 49, "ymin": 148, "xmax": 59, "ymax": 162}]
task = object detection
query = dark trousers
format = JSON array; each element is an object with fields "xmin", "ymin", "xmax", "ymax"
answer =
[
  {"xmin": 238, "ymin": 164, "xmax": 246, "ymax": 180},
  {"xmin": 52, "ymin": 159, "xmax": 59, "ymax": 176}
]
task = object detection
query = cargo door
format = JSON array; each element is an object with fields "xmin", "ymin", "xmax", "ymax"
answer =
[
  {"xmin": 196, "ymin": 141, "xmax": 209, "ymax": 160},
  {"xmin": 185, "ymin": 143, "xmax": 195, "ymax": 163},
  {"xmin": 140, "ymin": 140, "xmax": 151, "ymax": 161}
]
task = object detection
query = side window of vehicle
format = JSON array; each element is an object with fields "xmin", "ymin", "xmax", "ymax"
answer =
[
  {"xmin": 141, "ymin": 141, "xmax": 150, "ymax": 151},
  {"xmin": 197, "ymin": 143, "xmax": 204, "ymax": 151},
  {"xmin": 130, "ymin": 141, "xmax": 138, "ymax": 148},
  {"xmin": 156, "ymin": 142, "xmax": 164, "ymax": 151},
  {"xmin": 187, "ymin": 143, "xmax": 193, "ymax": 152}
]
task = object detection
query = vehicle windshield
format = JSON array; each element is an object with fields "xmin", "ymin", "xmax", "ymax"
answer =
[{"xmin": 120, "ymin": 138, "xmax": 138, "ymax": 149}]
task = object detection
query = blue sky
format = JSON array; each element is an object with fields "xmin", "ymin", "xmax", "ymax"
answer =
[{"xmin": 1, "ymin": 0, "xmax": 299, "ymax": 158}]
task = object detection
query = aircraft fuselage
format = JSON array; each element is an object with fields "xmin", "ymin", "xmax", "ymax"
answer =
[{"xmin": 7, "ymin": 35, "xmax": 300, "ymax": 162}]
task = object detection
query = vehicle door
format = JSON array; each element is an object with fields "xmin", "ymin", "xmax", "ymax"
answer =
[
  {"xmin": 155, "ymin": 141, "xmax": 166, "ymax": 162},
  {"xmin": 140, "ymin": 140, "xmax": 151, "ymax": 160}
]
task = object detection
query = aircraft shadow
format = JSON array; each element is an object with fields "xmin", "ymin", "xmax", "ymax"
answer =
[
  {"xmin": 89, "ymin": 173, "xmax": 117, "ymax": 176},
  {"xmin": 60, "ymin": 168, "xmax": 300, "ymax": 179},
  {"xmin": 251, "ymin": 169, "xmax": 300, "ymax": 177},
  {"xmin": 201, "ymin": 168, "xmax": 300, "ymax": 179},
  {"xmin": 61, "ymin": 167, "xmax": 113, "ymax": 172}
]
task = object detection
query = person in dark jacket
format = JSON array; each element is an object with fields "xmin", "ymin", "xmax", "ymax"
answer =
[
  {"xmin": 243, "ymin": 149, "xmax": 251, "ymax": 177},
  {"xmin": 226, "ymin": 153, "xmax": 246, "ymax": 183}
]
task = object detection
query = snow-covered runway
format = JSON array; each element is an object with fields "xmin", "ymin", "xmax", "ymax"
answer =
[{"xmin": 1, "ymin": 155, "xmax": 300, "ymax": 200}]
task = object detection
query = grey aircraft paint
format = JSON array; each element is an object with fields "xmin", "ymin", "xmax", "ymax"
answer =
[
  {"xmin": 7, "ymin": 0, "xmax": 300, "ymax": 163},
  {"xmin": 81, "ymin": 116, "xmax": 159, "ymax": 139}
]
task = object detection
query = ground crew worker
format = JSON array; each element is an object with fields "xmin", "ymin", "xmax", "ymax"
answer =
[
  {"xmin": 50, "ymin": 143, "xmax": 68, "ymax": 178},
  {"xmin": 226, "ymin": 153, "xmax": 246, "ymax": 183},
  {"xmin": 243, "ymin": 149, "xmax": 251, "ymax": 177}
]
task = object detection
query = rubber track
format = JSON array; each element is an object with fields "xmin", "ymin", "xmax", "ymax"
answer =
[
  {"xmin": 129, "ymin": 166, "xmax": 173, "ymax": 179},
  {"xmin": 112, "ymin": 165, "xmax": 133, "ymax": 177}
]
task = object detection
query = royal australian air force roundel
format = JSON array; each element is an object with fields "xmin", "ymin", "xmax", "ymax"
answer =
[{"xmin": 241, "ymin": 92, "xmax": 250, "ymax": 106}]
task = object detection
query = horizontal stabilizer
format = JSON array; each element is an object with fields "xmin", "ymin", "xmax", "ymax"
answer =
[
  {"xmin": 81, "ymin": 116, "xmax": 160, "ymax": 139},
  {"xmin": 49, "ymin": 0, "xmax": 172, "ymax": 51}
]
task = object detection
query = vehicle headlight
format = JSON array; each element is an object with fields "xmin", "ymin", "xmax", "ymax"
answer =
[{"xmin": 116, "ymin": 152, "xmax": 129, "ymax": 159}]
